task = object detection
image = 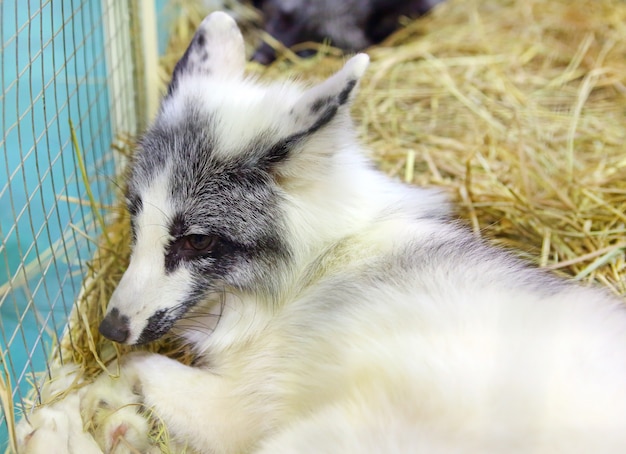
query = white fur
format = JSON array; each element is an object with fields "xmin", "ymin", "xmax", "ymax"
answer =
[{"xmin": 81, "ymin": 12, "xmax": 626, "ymax": 454}]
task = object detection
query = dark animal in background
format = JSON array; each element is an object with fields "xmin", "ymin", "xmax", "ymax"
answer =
[{"xmin": 251, "ymin": 0, "xmax": 444, "ymax": 64}]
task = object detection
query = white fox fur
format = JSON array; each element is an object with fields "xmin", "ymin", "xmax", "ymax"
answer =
[{"xmin": 74, "ymin": 11, "xmax": 626, "ymax": 454}]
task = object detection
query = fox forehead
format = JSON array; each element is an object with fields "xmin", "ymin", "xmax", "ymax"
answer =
[{"xmin": 159, "ymin": 75, "xmax": 305, "ymax": 157}]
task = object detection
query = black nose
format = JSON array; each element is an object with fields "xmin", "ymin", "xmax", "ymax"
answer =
[{"xmin": 99, "ymin": 308, "xmax": 130, "ymax": 343}]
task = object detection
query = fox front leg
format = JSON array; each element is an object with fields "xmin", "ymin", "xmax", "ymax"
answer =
[{"xmin": 119, "ymin": 352, "xmax": 262, "ymax": 454}]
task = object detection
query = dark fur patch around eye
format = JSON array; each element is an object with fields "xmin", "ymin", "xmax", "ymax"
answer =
[{"xmin": 164, "ymin": 235, "xmax": 240, "ymax": 274}]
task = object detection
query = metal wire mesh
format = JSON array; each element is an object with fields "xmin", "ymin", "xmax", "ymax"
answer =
[{"xmin": 0, "ymin": 0, "xmax": 140, "ymax": 443}]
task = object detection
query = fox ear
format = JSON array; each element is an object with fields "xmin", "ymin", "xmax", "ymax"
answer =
[
  {"xmin": 294, "ymin": 53, "xmax": 369, "ymax": 132},
  {"xmin": 167, "ymin": 12, "xmax": 245, "ymax": 96},
  {"xmin": 262, "ymin": 54, "xmax": 370, "ymax": 165}
]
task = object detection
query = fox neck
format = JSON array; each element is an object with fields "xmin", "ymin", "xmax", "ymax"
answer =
[{"xmin": 277, "ymin": 145, "xmax": 414, "ymax": 294}]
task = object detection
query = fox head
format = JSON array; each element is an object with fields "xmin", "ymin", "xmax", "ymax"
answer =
[{"xmin": 99, "ymin": 12, "xmax": 370, "ymax": 345}]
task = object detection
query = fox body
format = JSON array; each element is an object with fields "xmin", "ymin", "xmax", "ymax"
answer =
[{"xmin": 89, "ymin": 12, "xmax": 626, "ymax": 454}]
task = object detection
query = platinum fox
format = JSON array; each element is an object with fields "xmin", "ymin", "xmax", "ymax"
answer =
[
  {"xmin": 251, "ymin": 0, "xmax": 443, "ymax": 64},
  {"xmin": 90, "ymin": 12, "xmax": 626, "ymax": 453}
]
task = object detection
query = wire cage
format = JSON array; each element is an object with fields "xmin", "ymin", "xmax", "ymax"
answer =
[
  {"xmin": 1, "ymin": 0, "xmax": 625, "ymax": 451},
  {"xmin": 0, "ymin": 0, "xmax": 164, "ymax": 447}
]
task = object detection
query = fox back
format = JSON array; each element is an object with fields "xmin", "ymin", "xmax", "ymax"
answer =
[{"xmin": 97, "ymin": 12, "xmax": 626, "ymax": 453}]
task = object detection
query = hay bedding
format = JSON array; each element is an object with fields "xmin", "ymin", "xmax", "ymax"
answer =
[
  {"xmin": 354, "ymin": 0, "xmax": 626, "ymax": 294},
  {"xmin": 7, "ymin": 0, "xmax": 626, "ymax": 451}
]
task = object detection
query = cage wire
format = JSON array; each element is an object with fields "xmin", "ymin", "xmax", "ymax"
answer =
[{"xmin": 0, "ymin": 0, "xmax": 161, "ymax": 447}]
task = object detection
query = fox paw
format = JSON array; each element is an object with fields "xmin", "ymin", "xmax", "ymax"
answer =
[
  {"xmin": 16, "ymin": 364, "xmax": 102, "ymax": 454},
  {"xmin": 80, "ymin": 356, "xmax": 155, "ymax": 454}
]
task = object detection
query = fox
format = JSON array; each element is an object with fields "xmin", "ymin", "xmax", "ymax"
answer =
[
  {"xmin": 81, "ymin": 11, "xmax": 626, "ymax": 454},
  {"xmin": 251, "ymin": 0, "xmax": 444, "ymax": 64}
]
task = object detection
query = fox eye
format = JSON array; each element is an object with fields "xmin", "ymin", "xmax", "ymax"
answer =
[
  {"xmin": 182, "ymin": 234, "xmax": 216, "ymax": 253},
  {"xmin": 165, "ymin": 233, "xmax": 226, "ymax": 271}
]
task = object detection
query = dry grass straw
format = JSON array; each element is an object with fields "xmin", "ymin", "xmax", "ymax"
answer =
[
  {"xmin": 369, "ymin": 0, "xmax": 626, "ymax": 294},
  {"xmin": 8, "ymin": 0, "xmax": 625, "ymax": 451}
]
